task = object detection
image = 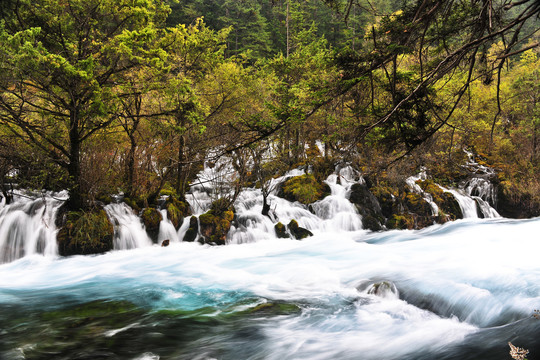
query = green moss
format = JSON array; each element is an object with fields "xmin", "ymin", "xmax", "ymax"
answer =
[
  {"xmin": 123, "ymin": 197, "xmax": 141, "ymax": 212},
  {"xmin": 416, "ymin": 180, "xmax": 463, "ymax": 220},
  {"xmin": 386, "ymin": 213, "xmax": 415, "ymax": 230},
  {"xmin": 57, "ymin": 209, "xmax": 114, "ymax": 256},
  {"xmin": 166, "ymin": 196, "xmax": 191, "ymax": 229},
  {"xmin": 280, "ymin": 174, "xmax": 330, "ymax": 205},
  {"xmin": 141, "ymin": 207, "xmax": 162, "ymax": 243},
  {"xmin": 199, "ymin": 200, "xmax": 235, "ymax": 245},
  {"xmin": 274, "ymin": 222, "xmax": 289, "ymax": 238}
]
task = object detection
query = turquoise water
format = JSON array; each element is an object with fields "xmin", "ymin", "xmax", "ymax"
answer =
[{"xmin": 1, "ymin": 218, "xmax": 539, "ymax": 359}]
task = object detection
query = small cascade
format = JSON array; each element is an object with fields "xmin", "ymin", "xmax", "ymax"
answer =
[
  {"xmin": 157, "ymin": 209, "xmax": 180, "ymax": 243},
  {"xmin": 104, "ymin": 203, "xmax": 152, "ymax": 250},
  {"xmin": 405, "ymin": 171, "xmax": 439, "ymax": 216},
  {"xmin": 310, "ymin": 168, "xmax": 363, "ymax": 232},
  {"xmin": 0, "ymin": 192, "xmax": 66, "ymax": 263}
]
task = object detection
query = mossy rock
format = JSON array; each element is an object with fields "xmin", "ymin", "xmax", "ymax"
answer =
[
  {"xmin": 348, "ymin": 183, "xmax": 384, "ymax": 231},
  {"xmin": 57, "ymin": 209, "xmax": 114, "ymax": 256},
  {"xmin": 278, "ymin": 174, "xmax": 331, "ymax": 205},
  {"xmin": 166, "ymin": 196, "xmax": 191, "ymax": 230},
  {"xmin": 440, "ymin": 192, "xmax": 463, "ymax": 220},
  {"xmin": 362, "ymin": 214, "xmax": 384, "ymax": 232},
  {"xmin": 416, "ymin": 180, "xmax": 463, "ymax": 220},
  {"xmin": 274, "ymin": 222, "xmax": 289, "ymax": 238},
  {"xmin": 141, "ymin": 207, "xmax": 162, "ymax": 243},
  {"xmin": 183, "ymin": 216, "xmax": 199, "ymax": 242},
  {"xmin": 199, "ymin": 199, "xmax": 235, "ymax": 245},
  {"xmin": 386, "ymin": 213, "xmax": 415, "ymax": 230},
  {"xmin": 403, "ymin": 192, "xmax": 432, "ymax": 215},
  {"xmin": 287, "ymin": 219, "xmax": 313, "ymax": 240},
  {"xmin": 123, "ymin": 197, "xmax": 142, "ymax": 212},
  {"xmin": 370, "ymin": 185, "xmax": 397, "ymax": 218}
]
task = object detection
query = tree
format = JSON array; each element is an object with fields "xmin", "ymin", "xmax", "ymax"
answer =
[{"xmin": 0, "ymin": 0, "xmax": 169, "ymax": 209}]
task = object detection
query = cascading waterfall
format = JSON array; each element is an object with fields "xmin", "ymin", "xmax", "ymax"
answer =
[
  {"xmin": 104, "ymin": 203, "xmax": 153, "ymax": 250},
  {"xmin": 0, "ymin": 165, "xmax": 538, "ymax": 359},
  {"xmin": 0, "ymin": 191, "xmax": 66, "ymax": 264}
]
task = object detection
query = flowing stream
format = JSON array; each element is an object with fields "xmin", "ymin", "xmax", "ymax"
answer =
[{"xmin": 0, "ymin": 173, "xmax": 538, "ymax": 360}]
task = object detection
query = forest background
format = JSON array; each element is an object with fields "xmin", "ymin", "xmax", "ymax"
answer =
[{"xmin": 0, "ymin": 0, "xmax": 539, "ymax": 219}]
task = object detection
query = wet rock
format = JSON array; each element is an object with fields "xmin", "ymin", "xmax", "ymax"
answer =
[
  {"xmin": 274, "ymin": 222, "xmax": 290, "ymax": 238},
  {"xmin": 57, "ymin": 208, "xmax": 114, "ymax": 256},
  {"xmin": 287, "ymin": 219, "xmax": 313, "ymax": 240},
  {"xmin": 277, "ymin": 174, "xmax": 331, "ymax": 205},
  {"xmin": 183, "ymin": 216, "xmax": 199, "ymax": 242},
  {"xmin": 141, "ymin": 207, "xmax": 162, "ymax": 243},
  {"xmin": 198, "ymin": 198, "xmax": 234, "ymax": 245},
  {"xmin": 161, "ymin": 239, "xmax": 169, "ymax": 247},
  {"xmin": 165, "ymin": 195, "xmax": 191, "ymax": 230},
  {"xmin": 348, "ymin": 183, "xmax": 384, "ymax": 231}
]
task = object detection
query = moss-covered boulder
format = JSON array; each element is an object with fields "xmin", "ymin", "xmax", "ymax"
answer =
[
  {"xmin": 274, "ymin": 222, "xmax": 289, "ymax": 238},
  {"xmin": 198, "ymin": 198, "xmax": 235, "ymax": 245},
  {"xmin": 183, "ymin": 216, "xmax": 199, "ymax": 242},
  {"xmin": 348, "ymin": 183, "xmax": 384, "ymax": 231},
  {"xmin": 278, "ymin": 174, "xmax": 331, "ymax": 205},
  {"xmin": 287, "ymin": 219, "xmax": 313, "ymax": 240},
  {"xmin": 57, "ymin": 209, "xmax": 114, "ymax": 256},
  {"xmin": 141, "ymin": 207, "xmax": 162, "ymax": 243},
  {"xmin": 416, "ymin": 180, "xmax": 463, "ymax": 220},
  {"xmin": 370, "ymin": 185, "xmax": 397, "ymax": 218},
  {"xmin": 165, "ymin": 195, "xmax": 191, "ymax": 230}
]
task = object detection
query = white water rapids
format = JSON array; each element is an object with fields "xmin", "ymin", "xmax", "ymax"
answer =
[{"xmin": 0, "ymin": 172, "xmax": 538, "ymax": 360}]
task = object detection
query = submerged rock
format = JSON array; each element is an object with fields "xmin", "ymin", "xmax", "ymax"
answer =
[
  {"xmin": 57, "ymin": 208, "xmax": 114, "ymax": 256},
  {"xmin": 183, "ymin": 216, "xmax": 199, "ymax": 242},
  {"xmin": 287, "ymin": 219, "xmax": 313, "ymax": 240}
]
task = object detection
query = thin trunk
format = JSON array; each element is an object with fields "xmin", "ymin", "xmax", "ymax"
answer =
[{"xmin": 67, "ymin": 111, "xmax": 83, "ymax": 210}]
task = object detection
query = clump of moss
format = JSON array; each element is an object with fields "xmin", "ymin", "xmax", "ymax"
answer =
[
  {"xmin": 57, "ymin": 209, "xmax": 114, "ymax": 256},
  {"xmin": 165, "ymin": 195, "xmax": 191, "ymax": 229},
  {"xmin": 386, "ymin": 213, "xmax": 415, "ymax": 230},
  {"xmin": 141, "ymin": 207, "xmax": 162, "ymax": 243},
  {"xmin": 199, "ymin": 198, "xmax": 235, "ymax": 245},
  {"xmin": 279, "ymin": 174, "xmax": 331, "ymax": 205}
]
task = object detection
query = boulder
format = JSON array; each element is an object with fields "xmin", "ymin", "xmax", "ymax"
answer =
[
  {"xmin": 348, "ymin": 183, "xmax": 385, "ymax": 231},
  {"xmin": 57, "ymin": 208, "xmax": 114, "ymax": 256},
  {"xmin": 183, "ymin": 216, "xmax": 199, "ymax": 242},
  {"xmin": 287, "ymin": 219, "xmax": 313, "ymax": 240},
  {"xmin": 141, "ymin": 207, "xmax": 162, "ymax": 243},
  {"xmin": 274, "ymin": 222, "xmax": 290, "ymax": 238},
  {"xmin": 165, "ymin": 195, "xmax": 191, "ymax": 230},
  {"xmin": 198, "ymin": 198, "xmax": 235, "ymax": 245},
  {"xmin": 277, "ymin": 174, "xmax": 331, "ymax": 205}
]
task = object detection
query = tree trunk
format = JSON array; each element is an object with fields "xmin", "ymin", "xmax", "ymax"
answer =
[{"xmin": 66, "ymin": 111, "xmax": 83, "ymax": 210}]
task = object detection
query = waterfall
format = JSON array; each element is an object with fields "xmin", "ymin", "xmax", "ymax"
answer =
[
  {"xmin": 0, "ymin": 191, "xmax": 66, "ymax": 263},
  {"xmin": 104, "ymin": 203, "xmax": 152, "ymax": 250},
  {"xmin": 406, "ymin": 171, "xmax": 439, "ymax": 216}
]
